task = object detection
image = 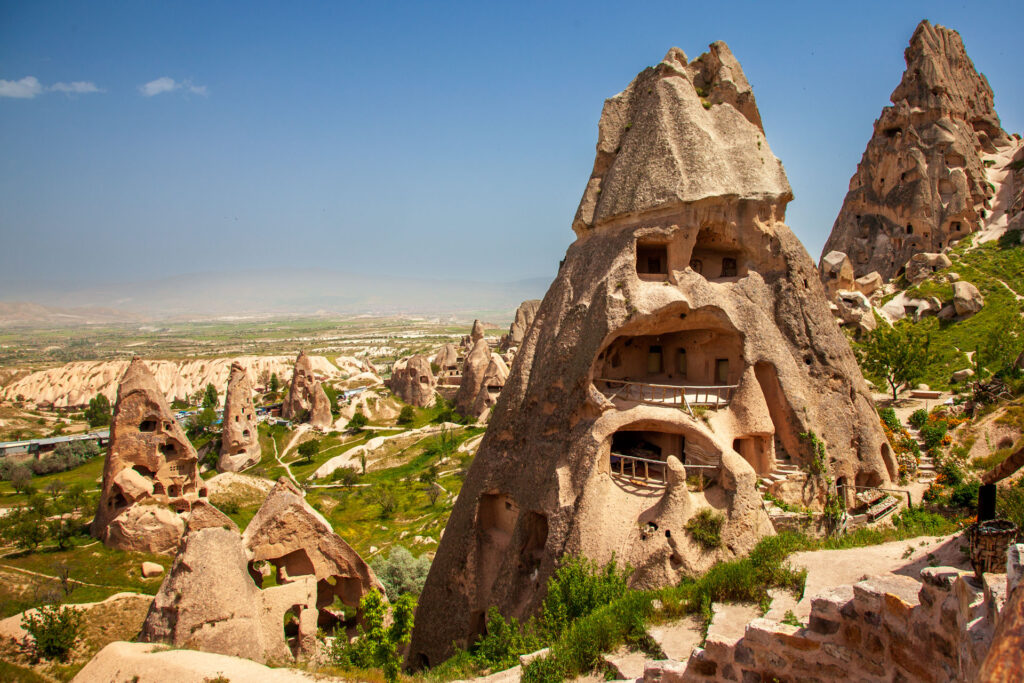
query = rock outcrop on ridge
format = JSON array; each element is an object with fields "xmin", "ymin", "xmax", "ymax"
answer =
[
  {"xmin": 453, "ymin": 340, "xmax": 509, "ymax": 421},
  {"xmin": 821, "ymin": 20, "xmax": 1013, "ymax": 281},
  {"xmin": 242, "ymin": 478, "xmax": 385, "ymax": 629},
  {"xmin": 90, "ymin": 357, "xmax": 210, "ymax": 554},
  {"xmin": 387, "ymin": 354, "xmax": 437, "ymax": 407},
  {"xmin": 410, "ymin": 41, "xmax": 892, "ymax": 665},
  {"xmin": 281, "ymin": 351, "xmax": 332, "ymax": 428},
  {"xmin": 218, "ymin": 362, "xmax": 261, "ymax": 472},
  {"xmin": 139, "ymin": 526, "xmax": 318, "ymax": 663},
  {"xmin": 500, "ymin": 299, "xmax": 542, "ymax": 350}
]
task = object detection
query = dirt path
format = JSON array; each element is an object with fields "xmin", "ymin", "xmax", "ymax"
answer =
[
  {"xmin": 788, "ymin": 533, "xmax": 968, "ymax": 618},
  {"xmin": 274, "ymin": 427, "xmax": 306, "ymax": 487}
]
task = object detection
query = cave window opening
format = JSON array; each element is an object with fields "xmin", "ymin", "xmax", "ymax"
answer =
[
  {"xmin": 242, "ymin": 429, "xmax": 251, "ymax": 438},
  {"xmin": 721, "ymin": 257, "xmax": 737, "ymax": 277},
  {"xmin": 636, "ymin": 241, "xmax": 669, "ymax": 279},
  {"xmin": 715, "ymin": 359, "xmax": 730, "ymax": 384},
  {"xmin": 160, "ymin": 443, "xmax": 176, "ymax": 457},
  {"xmin": 906, "ymin": 224, "xmax": 913, "ymax": 235},
  {"xmin": 689, "ymin": 259, "xmax": 703, "ymax": 274},
  {"xmin": 139, "ymin": 419, "xmax": 157, "ymax": 432},
  {"xmin": 953, "ymin": 222, "xmax": 961, "ymax": 232},
  {"xmin": 647, "ymin": 345, "xmax": 663, "ymax": 374},
  {"xmin": 677, "ymin": 349, "xmax": 687, "ymax": 378}
]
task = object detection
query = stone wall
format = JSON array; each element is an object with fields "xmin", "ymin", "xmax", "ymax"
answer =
[{"xmin": 648, "ymin": 564, "xmax": 1014, "ymax": 682}]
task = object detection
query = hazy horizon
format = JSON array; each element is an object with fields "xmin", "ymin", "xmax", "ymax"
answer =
[{"xmin": 3, "ymin": 1, "xmax": 1023, "ymax": 300}]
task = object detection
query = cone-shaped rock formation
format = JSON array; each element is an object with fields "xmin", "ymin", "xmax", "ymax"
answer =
[
  {"xmin": 821, "ymin": 20, "xmax": 1013, "ymax": 281},
  {"xmin": 91, "ymin": 357, "xmax": 209, "ymax": 554},
  {"xmin": 387, "ymin": 354, "xmax": 437, "ymax": 407},
  {"xmin": 282, "ymin": 351, "xmax": 332, "ymax": 428},
  {"xmin": 410, "ymin": 41, "xmax": 892, "ymax": 665},
  {"xmin": 218, "ymin": 362, "xmax": 260, "ymax": 472},
  {"xmin": 500, "ymin": 300, "xmax": 542, "ymax": 350}
]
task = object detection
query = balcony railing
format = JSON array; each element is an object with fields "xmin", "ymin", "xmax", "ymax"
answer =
[
  {"xmin": 610, "ymin": 451, "xmax": 719, "ymax": 488},
  {"xmin": 595, "ymin": 378, "xmax": 738, "ymax": 416}
]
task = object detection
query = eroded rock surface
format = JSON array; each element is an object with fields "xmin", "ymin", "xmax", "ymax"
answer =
[
  {"xmin": 822, "ymin": 20, "xmax": 1013, "ymax": 281},
  {"xmin": 387, "ymin": 354, "xmax": 437, "ymax": 407},
  {"xmin": 282, "ymin": 351, "xmax": 331, "ymax": 429},
  {"xmin": 242, "ymin": 478, "xmax": 385, "ymax": 629},
  {"xmin": 500, "ymin": 300, "xmax": 542, "ymax": 350},
  {"xmin": 218, "ymin": 362, "xmax": 260, "ymax": 472},
  {"xmin": 90, "ymin": 357, "xmax": 209, "ymax": 554},
  {"xmin": 410, "ymin": 40, "xmax": 891, "ymax": 665},
  {"xmin": 139, "ymin": 526, "xmax": 317, "ymax": 664}
]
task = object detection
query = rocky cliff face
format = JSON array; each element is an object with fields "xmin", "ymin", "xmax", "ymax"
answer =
[
  {"xmin": 218, "ymin": 362, "xmax": 261, "ymax": 473},
  {"xmin": 387, "ymin": 354, "xmax": 437, "ymax": 407},
  {"xmin": 410, "ymin": 42, "xmax": 891, "ymax": 665},
  {"xmin": 821, "ymin": 20, "xmax": 1013, "ymax": 281},
  {"xmin": 90, "ymin": 357, "xmax": 210, "ymax": 554},
  {"xmin": 281, "ymin": 351, "xmax": 332, "ymax": 428},
  {"xmin": 500, "ymin": 300, "xmax": 542, "ymax": 350}
]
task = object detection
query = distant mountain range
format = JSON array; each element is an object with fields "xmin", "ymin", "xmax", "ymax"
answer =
[{"xmin": 0, "ymin": 269, "xmax": 553, "ymax": 325}]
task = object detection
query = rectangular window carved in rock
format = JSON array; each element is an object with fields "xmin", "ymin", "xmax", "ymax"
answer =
[
  {"xmin": 647, "ymin": 345, "xmax": 663, "ymax": 374},
  {"xmin": 715, "ymin": 358, "xmax": 729, "ymax": 384},
  {"xmin": 677, "ymin": 349, "xmax": 687, "ymax": 379},
  {"xmin": 721, "ymin": 257, "xmax": 737, "ymax": 277},
  {"xmin": 636, "ymin": 241, "xmax": 669, "ymax": 278}
]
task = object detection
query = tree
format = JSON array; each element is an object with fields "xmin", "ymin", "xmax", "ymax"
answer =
[
  {"xmin": 83, "ymin": 393, "xmax": 111, "ymax": 428},
  {"xmin": 10, "ymin": 465, "xmax": 33, "ymax": 493},
  {"xmin": 858, "ymin": 325, "xmax": 929, "ymax": 400},
  {"xmin": 370, "ymin": 547, "xmax": 432, "ymax": 601},
  {"xmin": 347, "ymin": 412, "xmax": 369, "ymax": 434},
  {"xmin": 328, "ymin": 590, "xmax": 415, "ymax": 683},
  {"xmin": 2, "ymin": 496, "xmax": 49, "ymax": 550},
  {"xmin": 190, "ymin": 406, "xmax": 216, "ymax": 436},
  {"xmin": 21, "ymin": 603, "xmax": 83, "ymax": 661},
  {"xmin": 269, "ymin": 373, "xmax": 280, "ymax": 393},
  {"xmin": 397, "ymin": 405, "xmax": 415, "ymax": 425},
  {"xmin": 370, "ymin": 483, "xmax": 398, "ymax": 518},
  {"xmin": 202, "ymin": 383, "xmax": 219, "ymax": 409},
  {"xmin": 297, "ymin": 439, "xmax": 321, "ymax": 464}
]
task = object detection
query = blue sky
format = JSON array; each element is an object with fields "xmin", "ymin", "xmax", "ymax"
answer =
[{"xmin": 1, "ymin": 1, "xmax": 1021, "ymax": 290}]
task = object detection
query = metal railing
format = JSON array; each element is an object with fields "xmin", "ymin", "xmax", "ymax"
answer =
[
  {"xmin": 596, "ymin": 378, "xmax": 737, "ymax": 416},
  {"xmin": 610, "ymin": 452, "xmax": 718, "ymax": 488}
]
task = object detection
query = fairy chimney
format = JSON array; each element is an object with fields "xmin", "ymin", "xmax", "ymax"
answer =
[
  {"xmin": 410, "ymin": 40, "xmax": 892, "ymax": 665},
  {"xmin": 218, "ymin": 362, "xmax": 260, "ymax": 472},
  {"xmin": 282, "ymin": 351, "xmax": 331, "ymax": 429}
]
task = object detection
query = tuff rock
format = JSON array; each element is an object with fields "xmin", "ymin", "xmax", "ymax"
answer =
[
  {"xmin": 282, "ymin": 351, "xmax": 331, "ymax": 429},
  {"xmin": 821, "ymin": 20, "xmax": 1012, "ymax": 281},
  {"xmin": 218, "ymin": 362, "xmax": 260, "ymax": 472},
  {"xmin": 387, "ymin": 354, "xmax": 437, "ymax": 407},
  {"xmin": 409, "ymin": 40, "xmax": 891, "ymax": 665}
]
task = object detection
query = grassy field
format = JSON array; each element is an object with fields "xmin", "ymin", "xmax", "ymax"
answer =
[{"xmin": 858, "ymin": 233, "xmax": 1024, "ymax": 390}]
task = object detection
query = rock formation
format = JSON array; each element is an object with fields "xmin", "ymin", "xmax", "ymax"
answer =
[
  {"xmin": 434, "ymin": 343, "xmax": 461, "ymax": 385},
  {"xmin": 410, "ymin": 41, "xmax": 892, "ymax": 665},
  {"xmin": 820, "ymin": 251, "xmax": 854, "ymax": 298},
  {"xmin": 140, "ymin": 526, "xmax": 318, "ymax": 663},
  {"xmin": 90, "ymin": 357, "xmax": 210, "ymax": 554},
  {"xmin": 821, "ymin": 20, "xmax": 1013, "ymax": 281},
  {"xmin": 282, "ymin": 351, "xmax": 332, "ymax": 428},
  {"xmin": 500, "ymin": 300, "xmax": 542, "ymax": 350},
  {"xmin": 452, "ymin": 340, "xmax": 508, "ymax": 420},
  {"xmin": 242, "ymin": 478, "xmax": 385, "ymax": 630},
  {"xmin": 218, "ymin": 362, "xmax": 260, "ymax": 472},
  {"xmin": 461, "ymin": 319, "xmax": 486, "ymax": 349},
  {"xmin": 387, "ymin": 354, "xmax": 437, "ymax": 407}
]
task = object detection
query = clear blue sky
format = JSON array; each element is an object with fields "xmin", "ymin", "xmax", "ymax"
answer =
[{"xmin": 1, "ymin": 1, "xmax": 1021, "ymax": 289}]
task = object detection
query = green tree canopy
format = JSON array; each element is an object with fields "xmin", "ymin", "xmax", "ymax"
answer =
[
  {"xmin": 297, "ymin": 439, "xmax": 321, "ymax": 464},
  {"xmin": 202, "ymin": 383, "xmax": 219, "ymax": 409},
  {"xmin": 858, "ymin": 324, "xmax": 929, "ymax": 400},
  {"xmin": 83, "ymin": 393, "xmax": 111, "ymax": 428}
]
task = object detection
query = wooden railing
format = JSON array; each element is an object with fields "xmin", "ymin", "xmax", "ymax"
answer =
[
  {"xmin": 596, "ymin": 378, "xmax": 738, "ymax": 416},
  {"xmin": 610, "ymin": 452, "xmax": 719, "ymax": 488}
]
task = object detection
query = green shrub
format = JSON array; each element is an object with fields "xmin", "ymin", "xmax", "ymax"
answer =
[
  {"xmin": 879, "ymin": 407, "xmax": 901, "ymax": 433},
  {"xmin": 21, "ymin": 603, "xmax": 83, "ymax": 661},
  {"xmin": 397, "ymin": 405, "xmax": 415, "ymax": 425},
  {"xmin": 949, "ymin": 481, "xmax": 980, "ymax": 509},
  {"xmin": 347, "ymin": 412, "xmax": 369, "ymax": 433},
  {"xmin": 997, "ymin": 480, "xmax": 1024, "ymax": 529},
  {"xmin": 685, "ymin": 508, "xmax": 724, "ymax": 549},
  {"xmin": 331, "ymin": 466, "xmax": 361, "ymax": 485},
  {"xmin": 909, "ymin": 409, "xmax": 929, "ymax": 429},
  {"xmin": 328, "ymin": 591, "xmax": 414, "ymax": 683},
  {"xmin": 370, "ymin": 546, "xmax": 431, "ymax": 601},
  {"xmin": 474, "ymin": 608, "xmax": 542, "ymax": 671},
  {"xmin": 919, "ymin": 422, "xmax": 948, "ymax": 450},
  {"xmin": 539, "ymin": 555, "xmax": 631, "ymax": 639}
]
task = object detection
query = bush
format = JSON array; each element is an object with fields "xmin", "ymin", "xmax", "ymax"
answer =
[
  {"xmin": 83, "ymin": 393, "xmax": 111, "ymax": 428},
  {"xmin": 949, "ymin": 481, "xmax": 980, "ymax": 509},
  {"xmin": 878, "ymin": 407, "xmax": 901, "ymax": 433},
  {"xmin": 909, "ymin": 409, "xmax": 929, "ymax": 430},
  {"xmin": 328, "ymin": 591, "xmax": 414, "ymax": 683},
  {"xmin": 21, "ymin": 603, "xmax": 83, "ymax": 661},
  {"xmin": 685, "ymin": 509, "xmax": 724, "ymax": 549},
  {"xmin": 331, "ymin": 466, "xmax": 361, "ymax": 485},
  {"xmin": 347, "ymin": 412, "xmax": 369, "ymax": 433},
  {"xmin": 539, "ymin": 555, "xmax": 631, "ymax": 639},
  {"xmin": 397, "ymin": 405, "xmax": 415, "ymax": 425},
  {"xmin": 370, "ymin": 546, "xmax": 431, "ymax": 601},
  {"xmin": 919, "ymin": 422, "xmax": 948, "ymax": 450}
]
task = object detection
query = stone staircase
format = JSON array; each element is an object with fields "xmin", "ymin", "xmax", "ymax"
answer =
[
  {"xmin": 906, "ymin": 426, "xmax": 937, "ymax": 483},
  {"xmin": 755, "ymin": 456, "xmax": 803, "ymax": 493}
]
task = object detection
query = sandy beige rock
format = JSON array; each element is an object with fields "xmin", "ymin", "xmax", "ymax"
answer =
[
  {"xmin": 821, "ymin": 251, "xmax": 854, "ymax": 297},
  {"xmin": 855, "ymin": 271, "xmax": 883, "ymax": 296},
  {"xmin": 282, "ymin": 351, "xmax": 332, "ymax": 429},
  {"xmin": 953, "ymin": 280, "xmax": 984, "ymax": 316},
  {"xmin": 90, "ymin": 357, "xmax": 208, "ymax": 553},
  {"xmin": 387, "ymin": 354, "xmax": 437, "ymax": 407},
  {"xmin": 500, "ymin": 300, "xmax": 542, "ymax": 350},
  {"xmin": 905, "ymin": 252, "xmax": 952, "ymax": 283},
  {"xmin": 141, "ymin": 562, "xmax": 164, "ymax": 578},
  {"xmin": 140, "ymin": 526, "xmax": 317, "ymax": 663},
  {"xmin": 242, "ymin": 478, "xmax": 385, "ymax": 629},
  {"xmin": 218, "ymin": 361, "xmax": 260, "ymax": 472},
  {"xmin": 453, "ymin": 339, "xmax": 492, "ymax": 419},
  {"xmin": 72, "ymin": 641, "xmax": 334, "ymax": 683},
  {"xmin": 1, "ymin": 354, "xmax": 368, "ymax": 408},
  {"xmin": 186, "ymin": 498, "xmax": 239, "ymax": 533},
  {"xmin": 410, "ymin": 40, "xmax": 891, "ymax": 666},
  {"xmin": 822, "ymin": 20, "xmax": 1012, "ymax": 281}
]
